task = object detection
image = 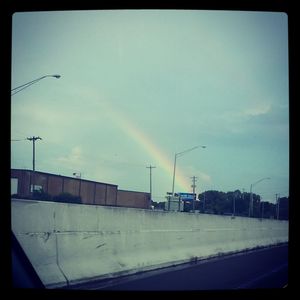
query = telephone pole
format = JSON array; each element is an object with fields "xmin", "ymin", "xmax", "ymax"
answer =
[
  {"xmin": 27, "ymin": 136, "xmax": 42, "ymax": 172},
  {"xmin": 191, "ymin": 176, "xmax": 197, "ymax": 211},
  {"xmin": 146, "ymin": 165, "xmax": 156, "ymax": 208},
  {"xmin": 276, "ymin": 193, "xmax": 281, "ymax": 219},
  {"xmin": 27, "ymin": 136, "xmax": 42, "ymax": 193}
]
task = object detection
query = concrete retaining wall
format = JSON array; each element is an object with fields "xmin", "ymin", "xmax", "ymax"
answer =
[{"xmin": 11, "ymin": 199, "xmax": 288, "ymax": 289}]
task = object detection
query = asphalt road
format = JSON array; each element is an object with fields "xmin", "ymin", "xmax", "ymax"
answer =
[{"xmin": 95, "ymin": 245, "xmax": 288, "ymax": 291}]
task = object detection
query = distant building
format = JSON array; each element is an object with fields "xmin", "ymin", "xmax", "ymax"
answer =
[
  {"xmin": 166, "ymin": 194, "xmax": 183, "ymax": 211},
  {"xmin": 11, "ymin": 169, "xmax": 150, "ymax": 209}
]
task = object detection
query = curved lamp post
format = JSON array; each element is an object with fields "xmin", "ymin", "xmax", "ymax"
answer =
[
  {"xmin": 11, "ymin": 74, "xmax": 60, "ymax": 193},
  {"xmin": 169, "ymin": 145, "xmax": 206, "ymax": 211},
  {"xmin": 249, "ymin": 177, "xmax": 270, "ymax": 217},
  {"xmin": 171, "ymin": 145, "xmax": 206, "ymax": 197},
  {"xmin": 11, "ymin": 74, "xmax": 61, "ymax": 96}
]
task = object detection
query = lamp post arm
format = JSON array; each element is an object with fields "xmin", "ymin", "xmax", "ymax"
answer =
[
  {"xmin": 176, "ymin": 145, "xmax": 206, "ymax": 157},
  {"xmin": 12, "ymin": 78, "xmax": 45, "ymax": 96},
  {"xmin": 252, "ymin": 177, "xmax": 270, "ymax": 187},
  {"xmin": 171, "ymin": 145, "xmax": 206, "ymax": 196},
  {"xmin": 11, "ymin": 76, "xmax": 47, "ymax": 92},
  {"xmin": 11, "ymin": 74, "xmax": 61, "ymax": 96}
]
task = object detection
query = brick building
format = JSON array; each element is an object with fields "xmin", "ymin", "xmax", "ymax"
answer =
[{"xmin": 11, "ymin": 169, "xmax": 150, "ymax": 209}]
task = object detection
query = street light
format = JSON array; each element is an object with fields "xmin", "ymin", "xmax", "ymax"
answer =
[
  {"xmin": 249, "ymin": 177, "xmax": 270, "ymax": 217},
  {"xmin": 11, "ymin": 74, "xmax": 61, "ymax": 96},
  {"xmin": 73, "ymin": 172, "xmax": 82, "ymax": 198},
  {"xmin": 171, "ymin": 145, "xmax": 206, "ymax": 197},
  {"xmin": 73, "ymin": 172, "xmax": 82, "ymax": 179}
]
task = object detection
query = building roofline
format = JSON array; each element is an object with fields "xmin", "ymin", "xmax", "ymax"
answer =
[
  {"xmin": 11, "ymin": 168, "xmax": 118, "ymax": 188},
  {"xmin": 118, "ymin": 189, "xmax": 150, "ymax": 195}
]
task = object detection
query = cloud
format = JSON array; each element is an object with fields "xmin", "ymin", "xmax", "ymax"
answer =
[
  {"xmin": 198, "ymin": 172, "xmax": 212, "ymax": 183},
  {"xmin": 214, "ymin": 102, "xmax": 272, "ymax": 135},
  {"xmin": 243, "ymin": 103, "xmax": 271, "ymax": 117},
  {"xmin": 181, "ymin": 165, "xmax": 212, "ymax": 185},
  {"xmin": 56, "ymin": 146, "xmax": 84, "ymax": 168},
  {"xmin": 220, "ymin": 102, "xmax": 272, "ymax": 121}
]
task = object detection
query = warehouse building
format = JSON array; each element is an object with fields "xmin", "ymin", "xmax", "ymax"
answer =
[{"xmin": 11, "ymin": 169, "xmax": 150, "ymax": 209}]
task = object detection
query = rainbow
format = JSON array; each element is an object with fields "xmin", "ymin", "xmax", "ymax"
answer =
[{"xmin": 102, "ymin": 100, "xmax": 191, "ymax": 192}]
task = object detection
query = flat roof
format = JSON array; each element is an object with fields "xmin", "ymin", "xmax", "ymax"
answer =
[{"xmin": 11, "ymin": 168, "xmax": 118, "ymax": 188}]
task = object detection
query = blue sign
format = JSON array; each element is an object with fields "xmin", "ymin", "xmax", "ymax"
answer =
[{"xmin": 178, "ymin": 193, "xmax": 195, "ymax": 201}]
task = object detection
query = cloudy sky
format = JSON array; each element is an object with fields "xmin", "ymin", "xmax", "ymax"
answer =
[{"xmin": 11, "ymin": 10, "xmax": 289, "ymax": 203}]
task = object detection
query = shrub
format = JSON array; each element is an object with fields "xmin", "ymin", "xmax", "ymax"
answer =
[
  {"xmin": 53, "ymin": 192, "xmax": 81, "ymax": 204},
  {"xmin": 32, "ymin": 189, "xmax": 53, "ymax": 201}
]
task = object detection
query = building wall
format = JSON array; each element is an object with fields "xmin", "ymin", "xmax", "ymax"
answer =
[
  {"xmin": 47, "ymin": 175, "xmax": 63, "ymax": 196},
  {"xmin": 62, "ymin": 178, "xmax": 79, "ymax": 197},
  {"xmin": 106, "ymin": 185, "xmax": 117, "ymax": 206},
  {"xmin": 80, "ymin": 181, "xmax": 95, "ymax": 205},
  {"xmin": 117, "ymin": 190, "xmax": 150, "ymax": 209},
  {"xmin": 94, "ymin": 184, "xmax": 107, "ymax": 205},
  {"xmin": 11, "ymin": 169, "xmax": 31, "ymax": 196}
]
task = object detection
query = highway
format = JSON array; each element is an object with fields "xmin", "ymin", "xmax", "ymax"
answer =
[{"xmin": 88, "ymin": 244, "xmax": 288, "ymax": 291}]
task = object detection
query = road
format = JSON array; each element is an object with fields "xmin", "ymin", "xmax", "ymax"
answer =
[{"xmin": 89, "ymin": 244, "xmax": 288, "ymax": 291}]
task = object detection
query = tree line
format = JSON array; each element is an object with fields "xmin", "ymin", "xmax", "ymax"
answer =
[
  {"xmin": 197, "ymin": 190, "xmax": 288, "ymax": 220},
  {"xmin": 152, "ymin": 189, "xmax": 289, "ymax": 220}
]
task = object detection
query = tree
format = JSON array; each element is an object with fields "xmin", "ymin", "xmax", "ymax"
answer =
[
  {"xmin": 198, "ymin": 189, "xmax": 274, "ymax": 218},
  {"xmin": 31, "ymin": 189, "xmax": 53, "ymax": 201},
  {"xmin": 278, "ymin": 197, "xmax": 289, "ymax": 220},
  {"xmin": 260, "ymin": 201, "xmax": 276, "ymax": 219}
]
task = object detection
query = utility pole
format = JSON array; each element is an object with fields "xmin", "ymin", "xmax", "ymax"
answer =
[
  {"xmin": 27, "ymin": 136, "xmax": 42, "ymax": 172},
  {"xmin": 249, "ymin": 184, "xmax": 254, "ymax": 217},
  {"xmin": 233, "ymin": 194, "xmax": 236, "ymax": 217},
  {"xmin": 146, "ymin": 165, "xmax": 156, "ymax": 208},
  {"xmin": 249, "ymin": 178, "xmax": 270, "ymax": 217},
  {"xmin": 27, "ymin": 136, "xmax": 42, "ymax": 193},
  {"xmin": 191, "ymin": 176, "xmax": 197, "ymax": 212},
  {"xmin": 276, "ymin": 193, "xmax": 281, "ymax": 220}
]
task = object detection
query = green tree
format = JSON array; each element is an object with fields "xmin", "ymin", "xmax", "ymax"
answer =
[{"xmin": 278, "ymin": 197, "xmax": 289, "ymax": 220}]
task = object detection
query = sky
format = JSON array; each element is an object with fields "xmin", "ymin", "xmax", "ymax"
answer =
[{"xmin": 11, "ymin": 10, "xmax": 289, "ymax": 203}]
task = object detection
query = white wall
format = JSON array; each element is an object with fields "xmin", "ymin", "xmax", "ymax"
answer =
[
  {"xmin": 11, "ymin": 178, "xmax": 18, "ymax": 195},
  {"xmin": 11, "ymin": 199, "xmax": 288, "ymax": 288}
]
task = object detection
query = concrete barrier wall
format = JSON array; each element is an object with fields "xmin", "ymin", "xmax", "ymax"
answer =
[{"xmin": 11, "ymin": 199, "xmax": 288, "ymax": 289}]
